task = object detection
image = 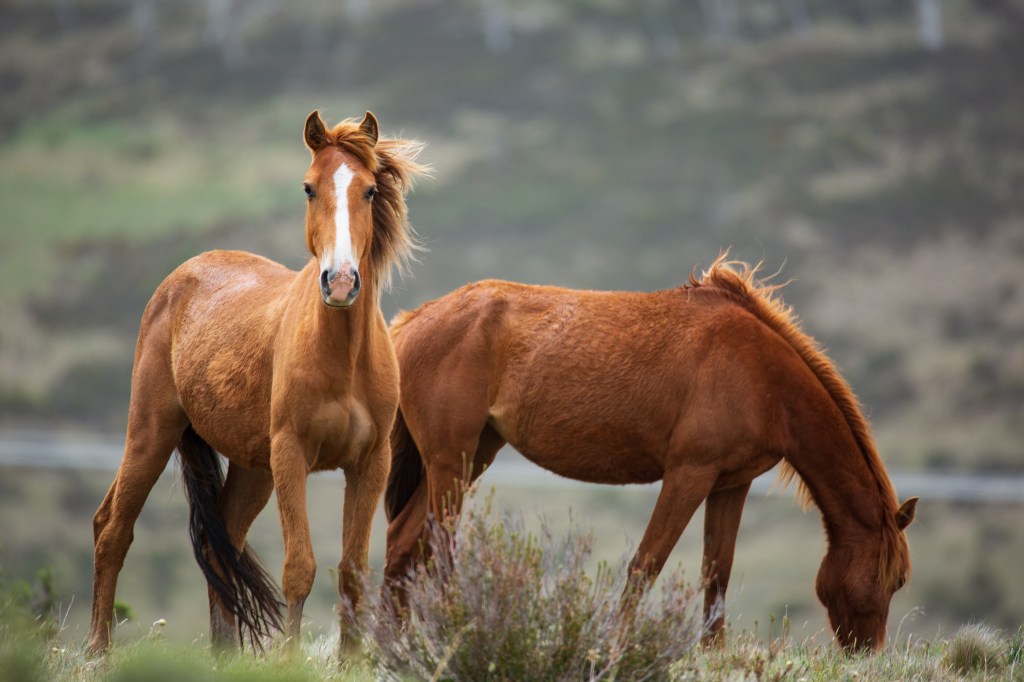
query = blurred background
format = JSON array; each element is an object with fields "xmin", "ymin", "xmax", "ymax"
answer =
[{"xmin": 0, "ymin": 0, "xmax": 1021, "ymax": 648}]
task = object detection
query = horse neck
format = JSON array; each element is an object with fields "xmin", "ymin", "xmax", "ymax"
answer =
[
  {"xmin": 782, "ymin": 401, "xmax": 895, "ymax": 545},
  {"xmin": 298, "ymin": 259, "xmax": 381, "ymax": 369}
]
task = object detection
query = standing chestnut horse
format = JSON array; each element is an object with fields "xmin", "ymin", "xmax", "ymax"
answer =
[
  {"xmin": 384, "ymin": 255, "xmax": 917, "ymax": 651},
  {"xmin": 88, "ymin": 111, "xmax": 427, "ymax": 654}
]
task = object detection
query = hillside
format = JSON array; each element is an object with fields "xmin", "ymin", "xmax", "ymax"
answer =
[{"xmin": 2, "ymin": 1, "xmax": 1022, "ymax": 474}]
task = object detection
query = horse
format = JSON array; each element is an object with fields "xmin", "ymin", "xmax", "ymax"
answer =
[
  {"xmin": 87, "ymin": 111, "xmax": 428, "ymax": 655},
  {"xmin": 382, "ymin": 255, "xmax": 918, "ymax": 651}
]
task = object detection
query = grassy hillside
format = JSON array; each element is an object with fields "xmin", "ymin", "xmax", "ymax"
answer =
[{"xmin": 1, "ymin": 1, "xmax": 1022, "ymax": 471}]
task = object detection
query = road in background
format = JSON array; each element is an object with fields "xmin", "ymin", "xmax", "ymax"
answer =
[{"xmin": 2, "ymin": 430, "xmax": 1021, "ymax": 504}]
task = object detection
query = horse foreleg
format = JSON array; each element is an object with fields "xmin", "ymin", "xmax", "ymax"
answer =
[
  {"xmin": 208, "ymin": 463, "xmax": 275, "ymax": 650},
  {"xmin": 700, "ymin": 482, "xmax": 750, "ymax": 647},
  {"xmin": 337, "ymin": 449, "xmax": 389, "ymax": 654},
  {"xmin": 270, "ymin": 433, "xmax": 315, "ymax": 657},
  {"xmin": 88, "ymin": 411, "xmax": 185, "ymax": 654},
  {"xmin": 625, "ymin": 464, "xmax": 719, "ymax": 593}
]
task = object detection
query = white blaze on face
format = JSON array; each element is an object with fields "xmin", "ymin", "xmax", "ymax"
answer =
[{"xmin": 321, "ymin": 161, "xmax": 358, "ymax": 275}]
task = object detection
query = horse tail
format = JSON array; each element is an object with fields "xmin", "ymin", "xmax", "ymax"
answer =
[
  {"xmin": 384, "ymin": 406, "xmax": 424, "ymax": 523},
  {"xmin": 696, "ymin": 253, "xmax": 898, "ymax": 512},
  {"xmin": 177, "ymin": 425, "xmax": 283, "ymax": 649}
]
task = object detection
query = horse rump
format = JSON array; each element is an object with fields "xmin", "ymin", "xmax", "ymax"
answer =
[{"xmin": 177, "ymin": 426, "xmax": 283, "ymax": 649}]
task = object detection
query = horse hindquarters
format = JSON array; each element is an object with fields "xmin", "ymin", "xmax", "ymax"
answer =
[{"xmin": 88, "ymin": 321, "xmax": 188, "ymax": 653}]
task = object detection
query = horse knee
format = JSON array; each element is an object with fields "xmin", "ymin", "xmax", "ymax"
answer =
[{"xmin": 282, "ymin": 552, "xmax": 316, "ymax": 603}]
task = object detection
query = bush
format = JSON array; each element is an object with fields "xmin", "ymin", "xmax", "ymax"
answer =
[{"xmin": 362, "ymin": 490, "xmax": 708, "ymax": 681}]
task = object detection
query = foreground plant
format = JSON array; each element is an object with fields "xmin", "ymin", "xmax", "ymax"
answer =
[{"xmin": 362, "ymin": 490, "xmax": 708, "ymax": 681}]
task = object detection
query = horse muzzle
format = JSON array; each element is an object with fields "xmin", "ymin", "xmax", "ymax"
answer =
[{"xmin": 320, "ymin": 265, "xmax": 360, "ymax": 308}]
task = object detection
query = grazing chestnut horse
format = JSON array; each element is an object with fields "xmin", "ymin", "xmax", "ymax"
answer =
[
  {"xmin": 384, "ymin": 255, "xmax": 917, "ymax": 651},
  {"xmin": 88, "ymin": 111, "xmax": 427, "ymax": 654}
]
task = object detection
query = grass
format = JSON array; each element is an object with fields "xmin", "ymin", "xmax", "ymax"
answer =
[
  {"xmin": 2, "ymin": 501, "xmax": 1022, "ymax": 682},
  {"xmin": 2, "ymin": 465, "xmax": 1023, "ymax": 652},
  {"xmin": 3, "ymin": 482, "xmax": 1019, "ymax": 681}
]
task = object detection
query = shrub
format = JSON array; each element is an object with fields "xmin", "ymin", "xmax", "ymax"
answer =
[{"xmin": 362, "ymin": 490, "xmax": 708, "ymax": 681}]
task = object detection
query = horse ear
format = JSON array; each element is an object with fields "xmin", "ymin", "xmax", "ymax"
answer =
[
  {"xmin": 359, "ymin": 111, "xmax": 379, "ymax": 147},
  {"xmin": 304, "ymin": 110, "xmax": 329, "ymax": 152},
  {"xmin": 895, "ymin": 497, "xmax": 918, "ymax": 530}
]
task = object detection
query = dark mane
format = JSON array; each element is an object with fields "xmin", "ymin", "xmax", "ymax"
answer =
[
  {"xmin": 690, "ymin": 252, "xmax": 910, "ymax": 586},
  {"xmin": 326, "ymin": 119, "xmax": 431, "ymax": 290}
]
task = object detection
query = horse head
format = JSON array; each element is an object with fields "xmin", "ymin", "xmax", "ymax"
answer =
[
  {"xmin": 815, "ymin": 496, "xmax": 918, "ymax": 650},
  {"xmin": 302, "ymin": 110, "xmax": 381, "ymax": 308}
]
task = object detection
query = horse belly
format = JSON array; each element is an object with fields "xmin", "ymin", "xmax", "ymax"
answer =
[
  {"xmin": 496, "ymin": 413, "xmax": 665, "ymax": 485},
  {"xmin": 174, "ymin": 342, "xmax": 274, "ymax": 467},
  {"xmin": 491, "ymin": 374, "xmax": 670, "ymax": 485},
  {"xmin": 191, "ymin": 408, "xmax": 272, "ymax": 468}
]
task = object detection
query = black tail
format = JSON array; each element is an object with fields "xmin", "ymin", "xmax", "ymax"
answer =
[
  {"xmin": 384, "ymin": 407, "xmax": 424, "ymax": 522},
  {"xmin": 177, "ymin": 426, "xmax": 283, "ymax": 650}
]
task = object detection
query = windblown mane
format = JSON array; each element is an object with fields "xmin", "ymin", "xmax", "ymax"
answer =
[
  {"xmin": 690, "ymin": 252, "xmax": 909, "ymax": 584},
  {"xmin": 326, "ymin": 119, "xmax": 431, "ymax": 290}
]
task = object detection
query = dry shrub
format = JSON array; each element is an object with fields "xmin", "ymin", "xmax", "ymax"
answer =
[{"xmin": 362, "ymin": 491, "xmax": 709, "ymax": 681}]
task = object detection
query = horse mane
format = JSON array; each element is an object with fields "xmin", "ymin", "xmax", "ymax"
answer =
[
  {"xmin": 325, "ymin": 119, "xmax": 431, "ymax": 290},
  {"xmin": 690, "ymin": 252, "xmax": 908, "ymax": 586}
]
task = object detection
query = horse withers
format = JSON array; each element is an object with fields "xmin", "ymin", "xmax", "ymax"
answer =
[
  {"xmin": 383, "ymin": 256, "xmax": 917, "ymax": 651},
  {"xmin": 88, "ymin": 111, "xmax": 428, "ymax": 655}
]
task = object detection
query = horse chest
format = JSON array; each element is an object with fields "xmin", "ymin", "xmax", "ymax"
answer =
[{"xmin": 308, "ymin": 399, "xmax": 375, "ymax": 471}]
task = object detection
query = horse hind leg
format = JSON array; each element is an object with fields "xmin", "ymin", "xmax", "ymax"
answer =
[
  {"xmin": 87, "ymin": 392, "xmax": 186, "ymax": 654},
  {"xmin": 207, "ymin": 462, "xmax": 275, "ymax": 650},
  {"xmin": 469, "ymin": 425, "xmax": 504, "ymax": 486},
  {"xmin": 382, "ymin": 425, "xmax": 504, "ymax": 607},
  {"xmin": 700, "ymin": 481, "xmax": 751, "ymax": 647},
  {"xmin": 422, "ymin": 424, "xmax": 498, "ymax": 524}
]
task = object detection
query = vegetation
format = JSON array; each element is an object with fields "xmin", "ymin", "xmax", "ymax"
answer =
[
  {"xmin": 363, "ymin": 492, "xmax": 706, "ymax": 681},
  {"xmin": 1, "ymin": 495, "xmax": 1022, "ymax": 681}
]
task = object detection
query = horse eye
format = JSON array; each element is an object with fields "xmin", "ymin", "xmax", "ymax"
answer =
[
  {"xmin": 365, "ymin": 185, "xmax": 376, "ymax": 201},
  {"xmin": 303, "ymin": 183, "xmax": 315, "ymax": 200}
]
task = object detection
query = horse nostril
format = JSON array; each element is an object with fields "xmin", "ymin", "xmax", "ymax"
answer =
[
  {"xmin": 351, "ymin": 268, "xmax": 361, "ymax": 293},
  {"xmin": 320, "ymin": 269, "xmax": 331, "ymax": 294}
]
